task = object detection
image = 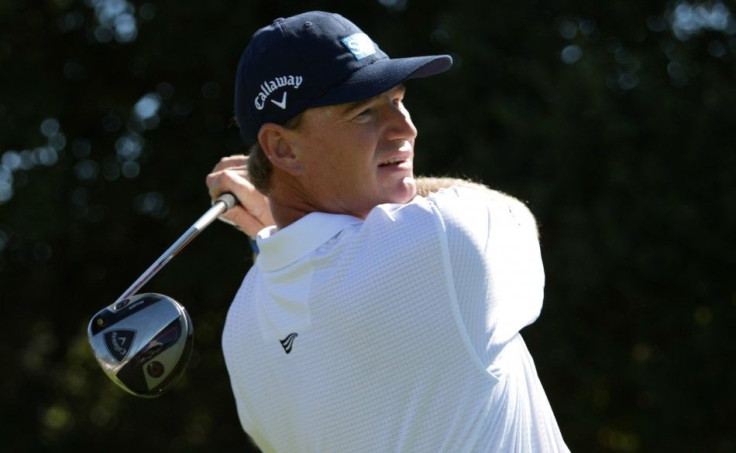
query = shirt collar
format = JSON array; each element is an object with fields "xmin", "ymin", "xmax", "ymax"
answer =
[{"xmin": 255, "ymin": 212, "xmax": 363, "ymax": 271}]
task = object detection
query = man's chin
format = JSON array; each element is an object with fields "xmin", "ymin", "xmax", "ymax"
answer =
[
  {"xmin": 403, "ymin": 176, "xmax": 417, "ymax": 196},
  {"xmin": 394, "ymin": 176, "xmax": 417, "ymax": 204},
  {"xmin": 373, "ymin": 176, "xmax": 417, "ymax": 207}
]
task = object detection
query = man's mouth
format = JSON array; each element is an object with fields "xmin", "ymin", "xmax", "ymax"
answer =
[{"xmin": 378, "ymin": 156, "xmax": 408, "ymax": 168}]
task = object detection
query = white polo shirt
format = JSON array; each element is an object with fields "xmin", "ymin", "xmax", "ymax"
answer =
[{"xmin": 222, "ymin": 186, "xmax": 569, "ymax": 452}]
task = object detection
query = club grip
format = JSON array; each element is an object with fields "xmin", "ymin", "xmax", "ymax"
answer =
[{"xmin": 215, "ymin": 192, "xmax": 238, "ymax": 210}]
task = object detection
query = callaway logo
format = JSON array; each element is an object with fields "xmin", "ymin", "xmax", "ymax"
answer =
[
  {"xmin": 254, "ymin": 75, "xmax": 303, "ymax": 110},
  {"xmin": 104, "ymin": 329, "xmax": 136, "ymax": 362},
  {"xmin": 279, "ymin": 333, "xmax": 298, "ymax": 354}
]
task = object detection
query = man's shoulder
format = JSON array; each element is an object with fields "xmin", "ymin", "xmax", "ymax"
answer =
[
  {"xmin": 365, "ymin": 183, "xmax": 537, "ymax": 235},
  {"xmin": 425, "ymin": 185, "xmax": 539, "ymax": 236}
]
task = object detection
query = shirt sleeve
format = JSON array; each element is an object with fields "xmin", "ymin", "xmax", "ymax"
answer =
[{"xmin": 427, "ymin": 186, "xmax": 545, "ymax": 364}]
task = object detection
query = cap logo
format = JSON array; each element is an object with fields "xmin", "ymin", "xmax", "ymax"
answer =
[
  {"xmin": 254, "ymin": 75, "xmax": 304, "ymax": 110},
  {"xmin": 341, "ymin": 33, "xmax": 375, "ymax": 60}
]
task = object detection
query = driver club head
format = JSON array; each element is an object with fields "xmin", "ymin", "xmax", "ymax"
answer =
[{"xmin": 87, "ymin": 293, "xmax": 194, "ymax": 398}]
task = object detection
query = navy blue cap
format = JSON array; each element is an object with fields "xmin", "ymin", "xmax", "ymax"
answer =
[{"xmin": 234, "ymin": 11, "xmax": 453, "ymax": 143}]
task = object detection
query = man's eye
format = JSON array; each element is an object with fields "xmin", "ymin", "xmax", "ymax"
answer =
[{"xmin": 356, "ymin": 108, "xmax": 372, "ymax": 117}]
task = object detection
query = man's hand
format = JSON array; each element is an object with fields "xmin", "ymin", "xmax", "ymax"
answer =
[{"xmin": 206, "ymin": 154, "xmax": 275, "ymax": 237}]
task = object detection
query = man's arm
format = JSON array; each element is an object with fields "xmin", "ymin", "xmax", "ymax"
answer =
[
  {"xmin": 415, "ymin": 176, "xmax": 539, "ymax": 238},
  {"xmin": 206, "ymin": 160, "xmax": 537, "ymax": 239},
  {"xmin": 415, "ymin": 176, "xmax": 488, "ymax": 197}
]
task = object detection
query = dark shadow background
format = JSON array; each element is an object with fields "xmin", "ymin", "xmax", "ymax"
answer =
[{"xmin": 1, "ymin": 0, "xmax": 734, "ymax": 451}]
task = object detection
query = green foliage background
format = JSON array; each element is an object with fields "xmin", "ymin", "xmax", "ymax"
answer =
[{"xmin": 1, "ymin": 0, "xmax": 734, "ymax": 451}]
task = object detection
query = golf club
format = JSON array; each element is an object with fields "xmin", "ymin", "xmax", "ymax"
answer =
[{"xmin": 88, "ymin": 192, "xmax": 237, "ymax": 397}]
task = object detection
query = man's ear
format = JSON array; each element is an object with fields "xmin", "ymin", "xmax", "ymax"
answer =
[{"xmin": 258, "ymin": 123, "xmax": 303, "ymax": 174}]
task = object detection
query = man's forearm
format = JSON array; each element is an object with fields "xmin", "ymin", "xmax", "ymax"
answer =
[
  {"xmin": 415, "ymin": 176, "xmax": 539, "ymax": 238},
  {"xmin": 415, "ymin": 176, "xmax": 488, "ymax": 197}
]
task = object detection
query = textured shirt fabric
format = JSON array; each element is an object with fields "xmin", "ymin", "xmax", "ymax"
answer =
[{"xmin": 222, "ymin": 186, "xmax": 569, "ymax": 452}]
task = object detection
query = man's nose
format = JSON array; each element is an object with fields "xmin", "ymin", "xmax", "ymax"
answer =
[{"xmin": 384, "ymin": 103, "xmax": 417, "ymax": 141}]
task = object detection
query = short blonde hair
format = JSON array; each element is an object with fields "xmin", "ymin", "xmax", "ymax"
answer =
[{"xmin": 247, "ymin": 141, "xmax": 273, "ymax": 195}]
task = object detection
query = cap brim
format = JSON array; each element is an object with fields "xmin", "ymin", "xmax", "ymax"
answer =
[{"xmin": 310, "ymin": 54, "xmax": 453, "ymax": 108}]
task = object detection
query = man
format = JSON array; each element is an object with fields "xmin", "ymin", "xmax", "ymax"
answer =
[{"xmin": 207, "ymin": 11, "xmax": 569, "ymax": 452}]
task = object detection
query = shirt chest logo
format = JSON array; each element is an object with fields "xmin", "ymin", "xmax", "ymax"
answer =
[{"xmin": 279, "ymin": 332, "xmax": 298, "ymax": 354}]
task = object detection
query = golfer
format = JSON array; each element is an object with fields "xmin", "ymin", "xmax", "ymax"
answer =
[{"xmin": 207, "ymin": 10, "xmax": 569, "ymax": 452}]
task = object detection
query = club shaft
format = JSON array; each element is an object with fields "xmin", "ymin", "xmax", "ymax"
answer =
[{"xmin": 115, "ymin": 193, "xmax": 236, "ymax": 303}]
